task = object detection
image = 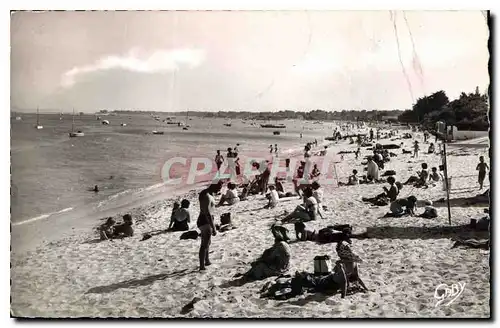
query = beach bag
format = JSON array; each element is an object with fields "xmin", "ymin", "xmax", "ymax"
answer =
[
  {"xmin": 314, "ymin": 255, "xmax": 332, "ymax": 274},
  {"xmin": 221, "ymin": 212, "xmax": 232, "ymax": 225},
  {"xmin": 180, "ymin": 230, "xmax": 199, "ymax": 240}
]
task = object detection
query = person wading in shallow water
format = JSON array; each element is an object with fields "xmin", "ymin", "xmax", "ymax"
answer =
[{"xmin": 197, "ymin": 183, "xmax": 221, "ymax": 271}]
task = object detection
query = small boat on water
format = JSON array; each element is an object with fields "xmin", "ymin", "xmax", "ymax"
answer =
[
  {"xmin": 152, "ymin": 130, "xmax": 164, "ymax": 135},
  {"xmin": 69, "ymin": 108, "xmax": 84, "ymax": 137},
  {"xmin": 261, "ymin": 123, "xmax": 286, "ymax": 129},
  {"xmin": 102, "ymin": 120, "xmax": 110, "ymax": 125},
  {"xmin": 35, "ymin": 107, "xmax": 43, "ymax": 129},
  {"xmin": 273, "ymin": 131, "xmax": 281, "ymax": 135},
  {"xmin": 182, "ymin": 127, "xmax": 188, "ymax": 130},
  {"xmin": 120, "ymin": 123, "xmax": 127, "ymax": 127},
  {"xmin": 224, "ymin": 123, "xmax": 232, "ymax": 127},
  {"xmin": 15, "ymin": 116, "xmax": 21, "ymax": 121}
]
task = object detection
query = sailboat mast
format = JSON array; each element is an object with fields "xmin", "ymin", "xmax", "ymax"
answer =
[
  {"xmin": 36, "ymin": 107, "xmax": 40, "ymax": 125},
  {"xmin": 72, "ymin": 108, "xmax": 75, "ymax": 132}
]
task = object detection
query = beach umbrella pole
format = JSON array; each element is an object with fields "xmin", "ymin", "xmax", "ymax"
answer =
[{"xmin": 442, "ymin": 124, "xmax": 452, "ymax": 226}]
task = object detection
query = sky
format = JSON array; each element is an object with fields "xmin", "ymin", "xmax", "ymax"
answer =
[{"xmin": 10, "ymin": 10, "xmax": 489, "ymax": 113}]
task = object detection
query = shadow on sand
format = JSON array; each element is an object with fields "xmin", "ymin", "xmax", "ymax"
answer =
[
  {"xmin": 355, "ymin": 225, "xmax": 489, "ymax": 240},
  {"xmin": 432, "ymin": 196, "xmax": 489, "ymax": 208},
  {"xmin": 86, "ymin": 268, "xmax": 197, "ymax": 294}
]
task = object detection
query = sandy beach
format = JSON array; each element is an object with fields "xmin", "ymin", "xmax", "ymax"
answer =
[{"xmin": 10, "ymin": 127, "xmax": 490, "ymax": 318}]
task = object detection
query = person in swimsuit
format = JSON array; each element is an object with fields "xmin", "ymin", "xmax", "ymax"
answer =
[
  {"xmin": 476, "ymin": 156, "xmax": 489, "ymax": 190},
  {"xmin": 197, "ymin": 183, "xmax": 221, "ymax": 271},
  {"xmin": 169, "ymin": 199, "xmax": 191, "ymax": 231},
  {"xmin": 99, "ymin": 217, "xmax": 116, "ymax": 240},
  {"xmin": 282, "ymin": 187, "xmax": 318, "ymax": 223},
  {"xmin": 294, "ymin": 221, "xmax": 317, "ymax": 241},
  {"xmin": 112, "ymin": 214, "xmax": 134, "ymax": 238},
  {"xmin": 215, "ymin": 150, "xmax": 224, "ymax": 171},
  {"xmin": 388, "ymin": 196, "xmax": 417, "ymax": 217},
  {"xmin": 428, "ymin": 167, "xmax": 443, "ymax": 183}
]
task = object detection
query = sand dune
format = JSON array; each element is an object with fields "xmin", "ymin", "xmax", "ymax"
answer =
[{"xmin": 11, "ymin": 128, "xmax": 490, "ymax": 318}]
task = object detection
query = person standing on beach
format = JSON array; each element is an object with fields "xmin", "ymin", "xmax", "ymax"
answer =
[
  {"xmin": 476, "ymin": 156, "xmax": 489, "ymax": 190},
  {"xmin": 269, "ymin": 144, "xmax": 274, "ymax": 154},
  {"xmin": 370, "ymin": 128, "xmax": 374, "ymax": 141},
  {"xmin": 413, "ymin": 141, "xmax": 420, "ymax": 158},
  {"xmin": 197, "ymin": 183, "xmax": 221, "ymax": 271},
  {"xmin": 215, "ymin": 150, "xmax": 224, "ymax": 171},
  {"xmin": 274, "ymin": 144, "xmax": 278, "ymax": 154}
]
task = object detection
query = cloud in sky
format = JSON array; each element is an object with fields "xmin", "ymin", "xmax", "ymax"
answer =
[{"xmin": 61, "ymin": 48, "xmax": 205, "ymax": 88}]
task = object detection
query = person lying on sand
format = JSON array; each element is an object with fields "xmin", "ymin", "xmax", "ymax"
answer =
[
  {"xmin": 169, "ymin": 199, "xmax": 191, "ymax": 231},
  {"xmin": 282, "ymin": 187, "xmax": 318, "ymax": 223},
  {"xmin": 217, "ymin": 182, "xmax": 240, "ymax": 207},
  {"xmin": 240, "ymin": 227, "xmax": 291, "ymax": 281},
  {"xmin": 99, "ymin": 217, "xmax": 116, "ymax": 240},
  {"xmin": 385, "ymin": 196, "xmax": 417, "ymax": 217},
  {"xmin": 112, "ymin": 214, "xmax": 134, "ymax": 238}
]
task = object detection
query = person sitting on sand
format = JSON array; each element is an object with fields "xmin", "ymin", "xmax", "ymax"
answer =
[
  {"xmin": 366, "ymin": 157, "xmax": 379, "ymax": 181},
  {"xmin": 294, "ymin": 221, "xmax": 317, "ymax": 241},
  {"xmin": 428, "ymin": 143, "xmax": 435, "ymax": 154},
  {"xmin": 337, "ymin": 169, "xmax": 360, "ymax": 186},
  {"xmin": 274, "ymin": 177, "xmax": 285, "ymax": 194},
  {"xmin": 99, "ymin": 217, "xmax": 116, "ymax": 240},
  {"xmin": 428, "ymin": 167, "xmax": 443, "ymax": 183},
  {"xmin": 310, "ymin": 164, "xmax": 321, "ymax": 180},
  {"xmin": 386, "ymin": 196, "xmax": 417, "ymax": 217},
  {"xmin": 418, "ymin": 200, "xmax": 438, "ymax": 219},
  {"xmin": 241, "ymin": 228, "xmax": 291, "ymax": 280},
  {"xmin": 282, "ymin": 187, "xmax": 318, "ymax": 223},
  {"xmin": 217, "ymin": 182, "xmax": 240, "ymax": 206},
  {"xmin": 362, "ymin": 176, "xmax": 399, "ymax": 206},
  {"xmin": 403, "ymin": 163, "xmax": 429, "ymax": 187},
  {"xmin": 265, "ymin": 185, "xmax": 280, "ymax": 209},
  {"xmin": 311, "ymin": 181, "xmax": 326, "ymax": 215},
  {"xmin": 169, "ymin": 199, "xmax": 191, "ymax": 231},
  {"xmin": 112, "ymin": 214, "xmax": 134, "ymax": 238}
]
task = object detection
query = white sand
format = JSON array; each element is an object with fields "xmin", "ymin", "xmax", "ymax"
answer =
[{"xmin": 11, "ymin": 129, "xmax": 490, "ymax": 318}]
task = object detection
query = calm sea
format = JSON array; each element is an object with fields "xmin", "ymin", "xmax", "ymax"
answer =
[{"xmin": 11, "ymin": 112, "xmax": 335, "ymax": 224}]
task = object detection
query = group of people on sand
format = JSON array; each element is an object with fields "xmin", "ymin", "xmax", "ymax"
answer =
[
  {"xmin": 214, "ymin": 144, "xmax": 241, "ymax": 172},
  {"xmin": 98, "ymin": 214, "xmax": 135, "ymax": 240}
]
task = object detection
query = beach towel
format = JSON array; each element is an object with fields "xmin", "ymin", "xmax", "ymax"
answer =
[{"xmin": 180, "ymin": 230, "xmax": 199, "ymax": 240}]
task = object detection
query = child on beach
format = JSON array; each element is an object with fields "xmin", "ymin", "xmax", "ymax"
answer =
[
  {"xmin": 476, "ymin": 156, "xmax": 489, "ymax": 190},
  {"xmin": 348, "ymin": 170, "xmax": 359, "ymax": 185},
  {"xmin": 428, "ymin": 167, "xmax": 443, "ymax": 184},
  {"xmin": 386, "ymin": 196, "xmax": 417, "ymax": 217},
  {"xmin": 270, "ymin": 145, "xmax": 274, "ymax": 154},
  {"xmin": 99, "ymin": 217, "xmax": 116, "ymax": 240},
  {"xmin": 355, "ymin": 148, "xmax": 360, "ymax": 160},
  {"xmin": 274, "ymin": 144, "xmax": 278, "ymax": 154},
  {"xmin": 413, "ymin": 141, "xmax": 420, "ymax": 158},
  {"xmin": 169, "ymin": 199, "xmax": 191, "ymax": 231}
]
